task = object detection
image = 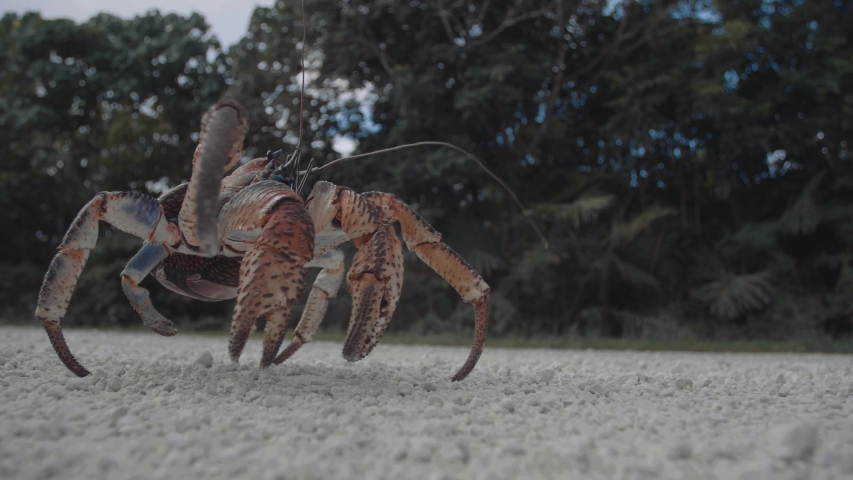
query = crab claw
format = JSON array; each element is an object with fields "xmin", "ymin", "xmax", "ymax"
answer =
[
  {"xmin": 179, "ymin": 100, "xmax": 248, "ymax": 256},
  {"xmin": 341, "ymin": 222, "xmax": 405, "ymax": 363}
]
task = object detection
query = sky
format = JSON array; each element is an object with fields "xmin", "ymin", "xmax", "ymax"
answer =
[
  {"xmin": 2, "ymin": 0, "xmax": 261, "ymax": 48},
  {"xmin": 2, "ymin": 0, "xmax": 359, "ymax": 155}
]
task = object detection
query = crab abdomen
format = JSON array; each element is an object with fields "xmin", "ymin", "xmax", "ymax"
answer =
[{"xmin": 154, "ymin": 254, "xmax": 240, "ymax": 301}]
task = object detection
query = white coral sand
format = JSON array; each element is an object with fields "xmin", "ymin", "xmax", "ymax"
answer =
[{"xmin": 1, "ymin": 326, "xmax": 852, "ymax": 480}]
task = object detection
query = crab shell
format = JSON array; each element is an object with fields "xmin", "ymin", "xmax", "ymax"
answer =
[{"xmin": 35, "ymin": 101, "xmax": 490, "ymax": 381}]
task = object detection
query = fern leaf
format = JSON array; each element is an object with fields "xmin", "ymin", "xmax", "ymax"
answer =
[
  {"xmin": 778, "ymin": 171, "xmax": 826, "ymax": 235},
  {"xmin": 689, "ymin": 270, "xmax": 776, "ymax": 320},
  {"xmin": 611, "ymin": 256, "xmax": 661, "ymax": 291},
  {"xmin": 534, "ymin": 187, "xmax": 615, "ymax": 228},
  {"xmin": 609, "ymin": 205, "xmax": 676, "ymax": 247}
]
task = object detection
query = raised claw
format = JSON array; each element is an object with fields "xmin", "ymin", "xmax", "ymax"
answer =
[{"xmin": 179, "ymin": 101, "xmax": 248, "ymax": 255}]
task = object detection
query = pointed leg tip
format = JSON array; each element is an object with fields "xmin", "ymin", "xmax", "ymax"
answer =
[
  {"xmin": 341, "ymin": 345, "xmax": 367, "ymax": 363},
  {"xmin": 272, "ymin": 339, "xmax": 303, "ymax": 365},
  {"xmin": 148, "ymin": 322, "xmax": 178, "ymax": 337},
  {"xmin": 41, "ymin": 319, "xmax": 92, "ymax": 377},
  {"xmin": 259, "ymin": 353, "xmax": 275, "ymax": 369}
]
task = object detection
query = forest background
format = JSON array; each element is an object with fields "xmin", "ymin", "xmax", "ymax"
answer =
[{"xmin": 2, "ymin": 0, "xmax": 852, "ymax": 346}]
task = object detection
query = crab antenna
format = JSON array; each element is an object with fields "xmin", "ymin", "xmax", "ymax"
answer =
[
  {"xmin": 289, "ymin": 147, "xmax": 303, "ymax": 189},
  {"xmin": 297, "ymin": 157, "xmax": 316, "ymax": 194},
  {"xmin": 296, "ymin": 0, "xmax": 306, "ymax": 152},
  {"xmin": 285, "ymin": 0, "xmax": 308, "ymax": 192},
  {"xmin": 314, "ymin": 141, "xmax": 549, "ymax": 250}
]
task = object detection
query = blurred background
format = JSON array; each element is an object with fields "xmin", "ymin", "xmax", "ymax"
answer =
[{"xmin": 1, "ymin": 0, "xmax": 852, "ymax": 347}]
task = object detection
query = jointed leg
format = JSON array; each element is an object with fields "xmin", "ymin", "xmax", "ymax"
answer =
[
  {"xmin": 341, "ymin": 221, "xmax": 405, "ymax": 362},
  {"xmin": 121, "ymin": 243, "xmax": 175, "ymax": 336},
  {"xmin": 366, "ymin": 193, "xmax": 490, "ymax": 381},
  {"xmin": 36, "ymin": 191, "xmax": 171, "ymax": 377},
  {"xmin": 274, "ymin": 248, "xmax": 344, "ymax": 364},
  {"xmin": 303, "ymin": 183, "xmax": 490, "ymax": 380},
  {"xmin": 411, "ymin": 242, "xmax": 489, "ymax": 381},
  {"xmin": 228, "ymin": 200, "xmax": 314, "ymax": 367},
  {"xmin": 304, "ymin": 184, "xmax": 407, "ymax": 361}
]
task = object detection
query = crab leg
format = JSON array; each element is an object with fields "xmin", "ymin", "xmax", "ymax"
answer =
[
  {"xmin": 36, "ymin": 192, "xmax": 177, "ymax": 377},
  {"xmin": 301, "ymin": 182, "xmax": 490, "ymax": 380},
  {"xmin": 121, "ymin": 243, "xmax": 176, "ymax": 336},
  {"xmin": 341, "ymin": 220, "xmax": 405, "ymax": 363},
  {"xmin": 228, "ymin": 199, "xmax": 315, "ymax": 367},
  {"xmin": 302, "ymin": 185, "xmax": 408, "ymax": 361},
  {"xmin": 274, "ymin": 248, "xmax": 344, "ymax": 364},
  {"xmin": 365, "ymin": 193, "xmax": 491, "ymax": 381},
  {"xmin": 178, "ymin": 101, "xmax": 248, "ymax": 255}
]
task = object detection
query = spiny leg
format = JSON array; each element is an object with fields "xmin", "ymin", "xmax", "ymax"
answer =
[
  {"xmin": 273, "ymin": 248, "xmax": 344, "ymax": 365},
  {"xmin": 121, "ymin": 243, "xmax": 175, "ymax": 336},
  {"xmin": 302, "ymin": 183, "xmax": 487, "ymax": 379},
  {"xmin": 36, "ymin": 191, "xmax": 176, "ymax": 377},
  {"xmin": 228, "ymin": 200, "xmax": 314, "ymax": 367},
  {"xmin": 341, "ymin": 221, "xmax": 405, "ymax": 362},
  {"xmin": 303, "ymin": 184, "xmax": 407, "ymax": 363},
  {"xmin": 412, "ymin": 243, "xmax": 489, "ymax": 381},
  {"xmin": 366, "ymin": 193, "xmax": 490, "ymax": 381}
]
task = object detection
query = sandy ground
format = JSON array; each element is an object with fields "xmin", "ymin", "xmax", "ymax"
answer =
[{"xmin": 1, "ymin": 326, "xmax": 852, "ymax": 480}]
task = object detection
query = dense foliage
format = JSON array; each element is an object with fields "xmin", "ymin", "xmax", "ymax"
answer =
[{"xmin": 2, "ymin": 0, "xmax": 852, "ymax": 341}]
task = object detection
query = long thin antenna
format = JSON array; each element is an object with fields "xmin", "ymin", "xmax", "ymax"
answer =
[
  {"xmin": 296, "ymin": 0, "xmax": 306, "ymax": 151},
  {"xmin": 314, "ymin": 141, "xmax": 549, "ymax": 249},
  {"xmin": 286, "ymin": 2, "xmax": 546, "ymax": 249}
]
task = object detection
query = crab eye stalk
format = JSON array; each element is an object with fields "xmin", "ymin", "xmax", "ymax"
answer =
[{"xmin": 267, "ymin": 149, "xmax": 283, "ymax": 162}]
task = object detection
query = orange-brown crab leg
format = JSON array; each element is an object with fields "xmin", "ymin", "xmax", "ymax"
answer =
[
  {"xmin": 273, "ymin": 248, "xmax": 344, "ymax": 364},
  {"xmin": 369, "ymin": 193, "xmax": 490, "ymax": 381},
  {"xmin": 303, "ymin": 182, "xmax": 490, "ymax": 381},
  {"xmin": 341, "ymin": 218, "xmax": 405, "ymax": 364},
  {"xmin": 366, "ymin": 193, "xmax": 490, "ymax": 381},
  {"xmin": 36, "ymin": 192, "xmax": 179, "ymax": 376},
  {"xmin": 228, "ymin": 199, "xmax": 315, "ymax": 367}
]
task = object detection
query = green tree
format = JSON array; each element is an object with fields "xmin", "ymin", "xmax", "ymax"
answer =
[{"xmin": 0, "ymin": 10, "xmax": 230, "ymax": 323}]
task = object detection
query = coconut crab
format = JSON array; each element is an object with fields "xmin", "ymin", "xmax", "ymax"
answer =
[{"xmin": 35, "ymin": 101, "xmax": 490, "ymax": 381}]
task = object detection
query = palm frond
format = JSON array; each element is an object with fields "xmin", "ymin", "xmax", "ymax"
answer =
[
  {"xmin": 778, "ymin": 171, "xmax": 827, "ymax": 235},
  {"xmin": 718, "ymin": 221, "xmax": 779, "ymax": 258},
  {"xmin": 534, "ymin": 187, "xmax": 616, "ymax": 228},
  {"xmin": 610, "ymin": 256, "xmax": 661, "ymax": 291},
  {"xmin": 464, "ymin": 249, "xmax": 507, "ymax": 276},
  {"xmin": 689, "ymin": 270, "xmax": 776, "ymax": 320},
  {"xmin": 609, "ymin": 205, "xmax": 676, "ymax": 247},
  {"xmin": 507, "ymin": 249, "xmax": 562, "ymax": 286}
]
